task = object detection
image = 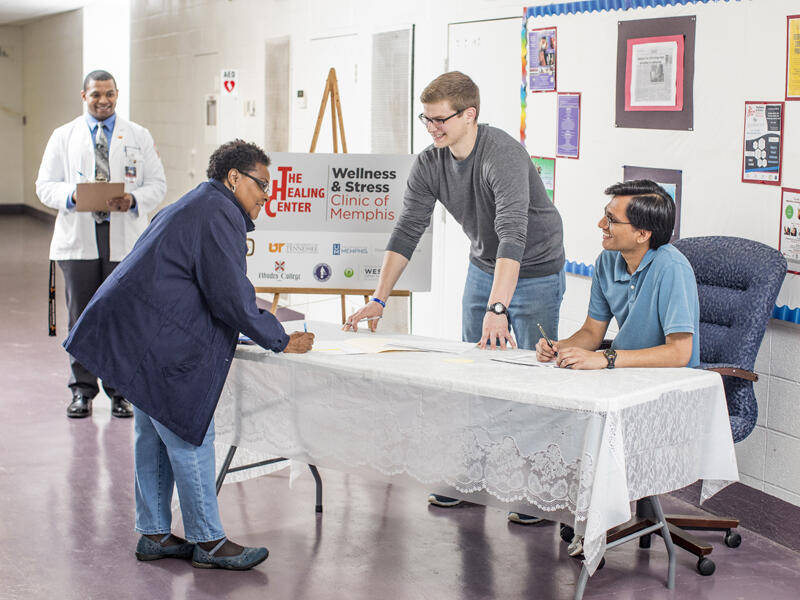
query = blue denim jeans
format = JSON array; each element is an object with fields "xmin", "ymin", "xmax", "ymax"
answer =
[
  {"xmin": 133, "ymin": 406, "xmax": 225, "ymax": 543},
  {"xmin": 462, "ymin": 263, "xmax": 566, "ymax": 350}
]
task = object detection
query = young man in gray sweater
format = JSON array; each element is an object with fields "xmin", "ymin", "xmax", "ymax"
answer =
[{"xmin": 344, "ymin": 71, "xmax": 566, "ymax": 522}]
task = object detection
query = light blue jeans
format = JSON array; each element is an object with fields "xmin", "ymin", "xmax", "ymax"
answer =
[
  {"xmin": 133, "ymin": 406, "xmax": 225, "ymax": 543},
  {"xmin": 462, "ymin": 263, "xmax": 566, "ymax": 350}
]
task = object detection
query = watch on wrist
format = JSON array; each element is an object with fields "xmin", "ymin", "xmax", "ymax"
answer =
[
  {"xmin": 603, "ymin": 348, "xmax": 617, "ymax": 369},
  {"xmin": 486, "ymin": 302, "xmax": 509, "ymax": 318}
]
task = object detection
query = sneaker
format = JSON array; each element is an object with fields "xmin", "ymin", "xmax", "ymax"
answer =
[
  {"xmin": 427, "ymin": 494, "xmax": 463, "ymax": 507},
  {"xmin": 507, "ymin": 512, "xmax": 544, "ymax": 525},
  {"xmin": 567, "ymin": 535, "xmax": 584, "ymax": 557},
  {"xmin": 191, "ymin": 538, "xmax": 269, "ymax": 571}
]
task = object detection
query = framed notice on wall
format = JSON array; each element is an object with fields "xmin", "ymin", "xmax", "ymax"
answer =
[
  {"xmin": 245, "ymin": 152, "xmax": 431, "ymax": 291},
  {"xmin": 624, "ymin": 35, "xmax": 684, "ymax": 111},
  {"xmin": 741, "ymin": 101, "xmax": 784, "ymax": 185},
  {"xmin": 780, "ymin": 188, "xmax": 800, "ymax": 274},
  {"xmin": 528, "ymin": 26, "xmax": 557, "ymax": 93},
  {"xmin": 531, "ymin": 156, "xmax": 556, "ymax": 202},
  {"xmin": 556, "ymin": 93, "xmax": 580, "ymax": 159},
  {"xmin": 786, "ymin": 15, "xmax": 800, "ymax": 101},
  {"xmin": 623, "ymin": 165, "xmax": 682, "ymax": 242}
]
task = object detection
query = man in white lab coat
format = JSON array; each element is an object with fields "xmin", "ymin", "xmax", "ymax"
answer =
[{"xmin": 36, "ymin": 69, "xmax": 166, "ymax": 419}]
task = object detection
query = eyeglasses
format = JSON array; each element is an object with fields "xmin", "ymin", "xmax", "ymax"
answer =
[
  {"xmin": 603, "ymin": 211, "xmax": 631, "ymax": 227},
  {"xmin": 240, "ymin": 171, "xmax": 270, "ymax": 194},
  {"xmin": 417, "ymin": 110, "xmax": 464, "ymax": 128}
]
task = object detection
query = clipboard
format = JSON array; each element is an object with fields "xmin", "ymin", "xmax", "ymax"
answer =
[{"xmin": 75, "ymin": 182, "xmax": 125, "ymax": 211}]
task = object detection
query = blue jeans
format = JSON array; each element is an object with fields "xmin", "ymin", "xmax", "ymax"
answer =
[
  {"xmin": 462, "ymin": 263, "xmax": 566, "ymax": 350},
  {"xmin": 133, "ymin": 406, "xmax": 225, "ymax": 543}
]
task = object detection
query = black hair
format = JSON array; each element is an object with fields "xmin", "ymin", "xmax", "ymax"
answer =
[
  {"xmin": 83, "ymin": 70, "xmax": 117, "ymax": 91},
  {"xmin": 206, "ymin": 139, "xmax": 271, "ymax": 181},
  {"xmin": 603, "ymin": 179, "xmax": 675, "ymax": 249}
]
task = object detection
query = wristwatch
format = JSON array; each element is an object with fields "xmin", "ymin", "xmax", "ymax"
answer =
[
  {"xmin": 486, "ymin": 302, "xmax": 509, "ymax": 318},
  {"xmin": 603, "ymin": 348, "xmax": 617, "ymax": 369}
]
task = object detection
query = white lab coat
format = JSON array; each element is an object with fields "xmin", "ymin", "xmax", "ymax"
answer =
[{"xmin": 36, "ymin": 115, "xmax": 167, "ymax": 262}]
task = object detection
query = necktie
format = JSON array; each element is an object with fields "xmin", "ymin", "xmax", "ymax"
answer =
[{"xmin": 93, "ymin": 123, "xmax": 110, "ymax": 223}]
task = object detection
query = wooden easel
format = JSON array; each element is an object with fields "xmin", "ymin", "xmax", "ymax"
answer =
[{"xmin": 256, "ymin": 68, "xmax": 409, "ymax": 324}]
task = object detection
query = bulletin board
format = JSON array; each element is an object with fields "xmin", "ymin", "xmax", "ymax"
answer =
[{"xmin": 522, "ymin": 0, "xmax": 800, "ymax": 322}]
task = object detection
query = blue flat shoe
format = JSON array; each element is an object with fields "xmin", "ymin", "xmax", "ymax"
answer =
[
  {"xmin": 135, "ymin": 534, "xmax": 194, "ymax": 561},
  {"xmin": 191, "ymin": 537, "xmax": 269, "ymax": 571}
]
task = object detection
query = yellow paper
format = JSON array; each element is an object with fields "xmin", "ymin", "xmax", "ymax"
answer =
[{"xmin": 788, "ymin": 17, "xmax": 800, "ymax": 98}]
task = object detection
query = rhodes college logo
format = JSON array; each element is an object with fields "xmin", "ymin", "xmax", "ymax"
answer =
[
  {"xmin": 274, "ymin": 261, "xmax": 285, "ymax": 272},
  {"xmin": 313, "ymin": 263, "xmax": 332, "ymax": 282}
]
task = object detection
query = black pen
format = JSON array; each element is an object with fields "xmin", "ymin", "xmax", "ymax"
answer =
[{"xmin": 536, "ymin": 322, "xmax": 558, "ymax": 356}]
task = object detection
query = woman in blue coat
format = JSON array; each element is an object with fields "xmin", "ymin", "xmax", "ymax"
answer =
[{"xmin": 64, "ymin": 139, "xmax": 314, "ymax": 570}]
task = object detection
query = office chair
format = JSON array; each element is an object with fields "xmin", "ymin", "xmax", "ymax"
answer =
[{"xmin": 560, "ymin": 236, "xmax": 787, "ymax": 576}]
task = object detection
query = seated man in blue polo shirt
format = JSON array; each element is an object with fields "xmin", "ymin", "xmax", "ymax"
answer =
[{"xmin": 536, "ymin": 179, "xmax": 699, "ymax": 370}]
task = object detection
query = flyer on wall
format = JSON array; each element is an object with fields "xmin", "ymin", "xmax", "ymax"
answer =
[
  {"xmin": 530, "ymin": 156, "xmax": 556, "ymax": 202},
  {"xmin": 786, "ymin": 15, "xmax": 800, "ymax": 100},
  {"xmin": 780, "ymin": 188, "xmax": 800, "ymax": 274},
  {"xmin": 528, "ymin": 26, "xmax": 556, "ymax": 93},
  {"xmin": 556, "ymin": 93, "xmax": 580, "ymax": 159},
  {"xmin": 624, "ymin": 35, "xmax": 684, "ymax": 111},
  {"xmin": 741, "ymin": 101, "xmax": 784, "ymax": 185}
]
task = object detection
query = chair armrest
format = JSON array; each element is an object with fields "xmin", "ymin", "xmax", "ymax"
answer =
[{"xmin": 701, "ymin": 363, "xmax": 759, "ymax": 382}]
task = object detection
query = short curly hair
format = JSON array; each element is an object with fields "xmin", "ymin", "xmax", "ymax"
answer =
[{"xmin": 206, "ymin": 139, "xmax": 270, "ymax": 181}]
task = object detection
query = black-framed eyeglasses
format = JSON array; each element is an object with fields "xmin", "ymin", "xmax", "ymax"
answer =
[
  {"xmin": 418, "ymin": 110, "xmax": 464, "ymax": 128},
  {"xmin": 603, "ymin": 211, "xmax": 631, "ymax": 227},
  {"xmin": 240, "ymin": 171, "xmax": 270, "ymax": 194}
]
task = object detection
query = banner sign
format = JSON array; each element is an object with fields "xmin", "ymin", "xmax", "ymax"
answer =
[{"xmin": 246, "ymin": 152, "xmax": 431, "ymax": 291}]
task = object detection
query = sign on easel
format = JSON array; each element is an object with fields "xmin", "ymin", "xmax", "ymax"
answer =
[{"xmin": 246, "ymin": 152, "xmax": 431, "ymax": 291}]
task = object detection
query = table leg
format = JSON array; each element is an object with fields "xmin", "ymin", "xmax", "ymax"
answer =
[
  {"xmin": 574, "ymin": 564, "xmax": 590, "ymax": 600},
  {"xmin": 216, "ymin": 445, "xmax": 238, "ymax": 495},
  {"xmin": 649, "ymin": 495, "xmax": 676, "ymax": 589},
  {"xmin": 309, "ymin": 464, "xmax": 323, "ymax": 512}
]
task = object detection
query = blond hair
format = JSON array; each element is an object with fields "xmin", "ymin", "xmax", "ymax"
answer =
[{"xmin": 420, "ymin": 71, "xmax": 480, "ymax": 119}]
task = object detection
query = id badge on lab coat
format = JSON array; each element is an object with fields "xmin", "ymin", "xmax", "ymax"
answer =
[{"xmin": 124, "ymin": 146, "xmax": 141, "ymax": 184}]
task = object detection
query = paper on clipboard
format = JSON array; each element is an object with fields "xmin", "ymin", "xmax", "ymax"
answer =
[{"xmin": 75, "ymin": 182, "xmax": 125, "ymax": 211}]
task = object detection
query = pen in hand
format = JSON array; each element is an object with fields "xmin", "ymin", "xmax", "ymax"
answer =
[{"xmin": 537, "ymin": 322, "xmax": 558, "ymax": 357}]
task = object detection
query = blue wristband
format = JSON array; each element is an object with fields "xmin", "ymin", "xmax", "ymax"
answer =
[{"xmin": 371, "ymin": 297, "xmax": 386, "ymax": 308}]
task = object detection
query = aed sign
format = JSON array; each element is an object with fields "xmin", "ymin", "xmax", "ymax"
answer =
[{"xmin": 221, "ymin": 69, "xmax": 238, "ymax": 97}]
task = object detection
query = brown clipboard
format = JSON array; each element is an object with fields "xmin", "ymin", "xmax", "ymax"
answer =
[{"xmin": 75, "ymin": 182, "xmax": 125, "ymax": 211}]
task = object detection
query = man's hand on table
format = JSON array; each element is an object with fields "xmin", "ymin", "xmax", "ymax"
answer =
[
  {"xmin": 478, "ymin": 312, "xmax": 517, "ymax": 350},
  {"xmin": 283, "ymin": 331, "xmax": 315, "ymax": 353},
  {"xmin": 555, "ymin": 347, "xmax": 607, "ymax": 370},
  {"xmin": 535, "ymin": 337, "xmax": 560, "ymax": 362},
  {"xmin": 342, "ymin": 300, "xmax": 383, "ymax": 332}
]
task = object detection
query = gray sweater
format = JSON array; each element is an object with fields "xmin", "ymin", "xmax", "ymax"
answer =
[{"xmin": 387, "ymin": 125, "xmax": 564, "ymax": 278}]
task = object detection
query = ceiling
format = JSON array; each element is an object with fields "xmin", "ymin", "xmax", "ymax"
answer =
[{"xmin": 0, "ymin": 0, "xmax": 85, "ymax": 25}]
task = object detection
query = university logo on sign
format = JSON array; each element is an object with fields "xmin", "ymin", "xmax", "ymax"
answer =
[
  {"xmin": 333, "ymin": 243, "xmax": 341, "ymax": 256},
  {"xmin": 275, "ymin": 261, "xmax": 285, "ymax": 272},
  {"xmin": 313, "ymin": 263, "xmax": 332, "ymax": 282}
]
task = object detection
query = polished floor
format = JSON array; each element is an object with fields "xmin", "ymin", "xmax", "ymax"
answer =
[{"xmin": 2, "ymin": 213, "xmax": 800, "ymax": 600}]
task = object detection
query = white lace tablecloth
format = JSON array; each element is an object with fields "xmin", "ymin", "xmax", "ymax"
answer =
[{"xmin": 215, "ymin": 321, "xmax": 738, "ymax": 574}]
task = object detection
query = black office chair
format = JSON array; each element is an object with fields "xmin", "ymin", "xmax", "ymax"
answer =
[{"xmin": 560, "ymin": 236, "xmax": 787, "ymax": 575}]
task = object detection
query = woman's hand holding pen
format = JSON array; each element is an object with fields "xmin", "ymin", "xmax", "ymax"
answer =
[{"xmin": 343, "ymin": 301, "xmax": 383, "ymax": 332}]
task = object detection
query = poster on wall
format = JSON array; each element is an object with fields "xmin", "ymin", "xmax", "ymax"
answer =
[
  {"xmin": 623, "ymin": 165, "xmax": 682, "ymax": 242},
  {"xmin": 786, "ymin": 15, "xmax": 800, "ymax": 101},
  {"xmin": 245, "ymin": 152, "xmax": 432, "ymax": 291},
  {"xmin": 780, "ymin": 188, "xmax": 800, "ymax": 274},
  {"xmin": 531, "ymin": 156, "xmax": 556, "ymax": 202},
  {"xmin": 528, "ymin": 26, "xmax": 556, "ymax": 92},
  {"xmin": 624, "ymin": 35, "xmax": 684, "ymax": 111},
  {"xmin": 741, "ymin": 101, "xmax": 784, "ymax": 185},
  {"xmin": 556, "ymin": 93, "xmax": 580, "ymax": 159}
]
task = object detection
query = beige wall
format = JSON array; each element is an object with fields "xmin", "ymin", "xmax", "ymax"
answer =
[
  {"xmin": 0, "ymin": 25, "xmax": 24, "ymax": 205},
  {"xmin": 22, "ymin": 9, "xmax": 83, "ymax": 212}
]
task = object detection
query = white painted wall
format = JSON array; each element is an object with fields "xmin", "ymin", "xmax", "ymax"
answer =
[
  {"xmin": 83, "ymin": 0, "xmax": 130, "ymax": 120},
  {"xmin": 0, "ymin": 25, "xmax": 24, "ymax": 205},
  {"xmin": 22, "ymin": 9, "xmax": 83, "ymax": 212},
  {"xmin": 126, "ymin": 0, "xmax": 800, "ymax": 505}
]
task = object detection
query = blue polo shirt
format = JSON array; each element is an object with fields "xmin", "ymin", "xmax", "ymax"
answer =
[{"xmin": 588, "ymin": 244, "xmax": 700, "ymax": 367}]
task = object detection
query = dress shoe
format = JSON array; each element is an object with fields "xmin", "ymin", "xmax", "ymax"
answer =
[
  {"xmin": 191, "ymin": 538, "xmax": 269, "ymax": 570},
  {"xmin": 135, "ymin": 534, "xmax": 194, "ymax": 561},
  {"xmin": 111, "ymin": 397, "xmax": 133, "ymax": 418},
  {"xmin": 66, "ymin": 394, "xmax": 92, "ymax": 418}
]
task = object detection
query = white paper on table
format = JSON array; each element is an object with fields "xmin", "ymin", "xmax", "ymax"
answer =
[
  {"xmin": 490, "ymin": 351, "xmax": 558, "ymax": 368},
  {"xmin": 385, "ymin": 338, "xmax": 476, "ymax": 354}
]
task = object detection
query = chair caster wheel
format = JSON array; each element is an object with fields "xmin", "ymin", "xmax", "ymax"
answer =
[
  {"xmin": 597, "ymin": 557, "xmax": 606, "ymax": 570},
  {"xmin": 697, "ymin": 557, "xmax": 716, "ymax": 576},
  {"xmin": 639, "ymin": 534, "xmax": 651, "ymax": 549},
  {"xmin": 723, "ymin": 530, "xmax": 741, "ymax": 548},
  {"xmin": 560, "ymin": 524, "xmax": 575, "ymax": 543}
]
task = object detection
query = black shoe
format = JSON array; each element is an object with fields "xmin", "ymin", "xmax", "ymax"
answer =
[
  {"xmin": 111, "ymin": 397, "xmax": 133, "ymax": 418},
  {"xmin": 427, "ymin": 494, "xmax": 463, "ymax": 507},
  {"xmin": 67, "ymin": 394, "xmax": 93, "ymax": 418}
]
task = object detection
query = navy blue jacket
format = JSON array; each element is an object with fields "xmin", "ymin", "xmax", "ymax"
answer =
[{"xmin": 64, "ymin": 180, "xmax": 289, "ymax": 445}]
